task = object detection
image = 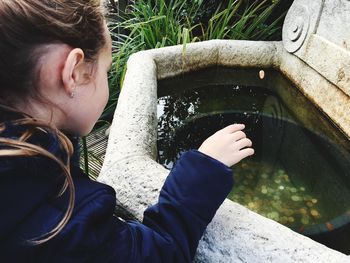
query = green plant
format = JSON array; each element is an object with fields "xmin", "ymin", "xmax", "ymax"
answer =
[
  {"xmin": 204, "ymin": 0, "xmax": 285, "ymax": 40},
  {"xmin": 106, "ymin": 0, "xmax": 284, "ymax": 114},
  {"xmin": 108, "ymin": 0, "xmax": 204, "ymax": 91}
]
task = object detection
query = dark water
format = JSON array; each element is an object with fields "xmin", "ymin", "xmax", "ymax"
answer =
[{"xmin": 157, "ymin": 67, "xmax": 350, "ymax": 254}]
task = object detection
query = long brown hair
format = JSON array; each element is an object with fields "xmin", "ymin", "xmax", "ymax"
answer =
[{"xmin": 0, "ymin": 0, "xmax": 107, "ymax": 244}]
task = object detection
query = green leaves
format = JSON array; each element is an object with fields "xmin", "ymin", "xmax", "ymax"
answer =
[{"xmin": 228, "ymin": 0, "xmax": 285, "ymax": 41}]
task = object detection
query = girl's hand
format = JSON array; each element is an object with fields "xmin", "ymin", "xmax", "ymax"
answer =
[{"xmin": 198, "ymin": 124, "xmax": 254, "ymax": 167}]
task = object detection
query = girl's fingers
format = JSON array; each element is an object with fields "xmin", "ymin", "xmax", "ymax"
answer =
[
  {"xmin": 231, "ymin": 130, "xmax": 246, "ymax": 141},
  {"xmin": 222, "ymin": 124, "xmax": 245, "ymax": 134},
  {"xmin": 235, "ymin": 138, "xmax": 252, "ymax": 150},
  {"xmin": 237, "ymin": 148, "xmax": 255, "ymax": 161}
]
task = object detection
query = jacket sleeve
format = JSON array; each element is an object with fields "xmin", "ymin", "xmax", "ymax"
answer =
[
  {"xmin": 129, "ymin": 150, "xmax": 234, "ymax": 262},
  {"xmin": 40, "ymin": 150, "xmax": 233, "ymax": 263}
]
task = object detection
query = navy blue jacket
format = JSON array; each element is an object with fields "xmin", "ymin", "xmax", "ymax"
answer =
[{"xmin": 0, "ymin": 113, "xmax": 233, "ymax": 262}]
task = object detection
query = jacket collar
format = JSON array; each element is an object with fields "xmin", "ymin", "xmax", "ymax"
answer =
[
  {"xmin": 0, "ymin": 108, "xmax": 81, "ymax": 241},
  {"xmin": 0, "ymin": 108, "xmax": 81, "ymax": 173}
]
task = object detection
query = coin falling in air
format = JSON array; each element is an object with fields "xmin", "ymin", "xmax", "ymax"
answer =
[{"xmin": 259, "ymin": 70, "xmax": 265, "ymax": 79}]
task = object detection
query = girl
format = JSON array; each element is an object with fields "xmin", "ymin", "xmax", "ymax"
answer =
[{"xmin": 0, "ymin": 0, "xmax": 254, "ymax": 262}]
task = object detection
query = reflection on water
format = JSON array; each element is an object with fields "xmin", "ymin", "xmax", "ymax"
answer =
[
  {"xmin": 158, "ymin": 82, "xmax": 283, "ymax": 168},
  {"xmin": 157, "ymin": 67, "xmax": 350, "ymax": 253}
]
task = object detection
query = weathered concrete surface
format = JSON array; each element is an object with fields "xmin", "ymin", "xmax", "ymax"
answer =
[
  {"xmin": 148, "ymin": 40, "xmax": 278, "ymax": 80},
  {"xmin": 98, "ymin": 39, "xmax": 350, "ymax": 262},
  {"xmin": 277, "ymin": 44, "xmax": 350, "ymax": 142},
  {"xmin": 282, "ymin": 0, "xmax": 350, "ymax": 96},
  {"xmin": 195, "ymin": 200, "xmax": 348, "ymax": 263},
  {"xmin": 316, "ymin": 0, "xmax": 350, "ymax": 51}
]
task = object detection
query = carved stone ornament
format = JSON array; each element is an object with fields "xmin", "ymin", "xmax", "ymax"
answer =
[{"xmin": 282, "ymin": 4, "xmax": 310, "ymax": 53}]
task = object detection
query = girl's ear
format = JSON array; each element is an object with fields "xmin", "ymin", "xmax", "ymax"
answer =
[{"xmin": 61, "ymin": 48, "xmax": 91, "ymax": 97}]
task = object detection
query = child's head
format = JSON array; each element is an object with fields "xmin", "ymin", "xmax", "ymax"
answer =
[
  {"xmin": 0, "ymin": 0, "xmax": 112, "ymax": 136},
  {"xmin": 0, "ymin": 0, "xmax": 112, "ymax": 243}
]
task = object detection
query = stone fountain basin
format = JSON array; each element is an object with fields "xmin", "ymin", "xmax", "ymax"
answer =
[{"xmin": 98, "ymin": 40, "xmax": 350, "ymax": 262}]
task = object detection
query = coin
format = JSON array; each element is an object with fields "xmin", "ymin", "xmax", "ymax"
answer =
[
  {"xmin": 306, "ymin": 201, "xmax": 313, "ymax": 207},
  {"xmin": 259, "ymin": 70, "xmax": 265, "ymax": 79},
  {"xmin": 310, "ymin": 210, "xmax": 319, "ymax": 217},
  {"xmin": 299, "ymin": 208, "xmax": 307, "ymax": 215},
  {"xmin": 291, "ymin": 195, "xmax": 301, "ymax": 201}
]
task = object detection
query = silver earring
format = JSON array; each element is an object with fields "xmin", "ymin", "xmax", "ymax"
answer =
[{"xmin": 70, "ymin": 89, "xmax": 75, "ymax": 98}]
